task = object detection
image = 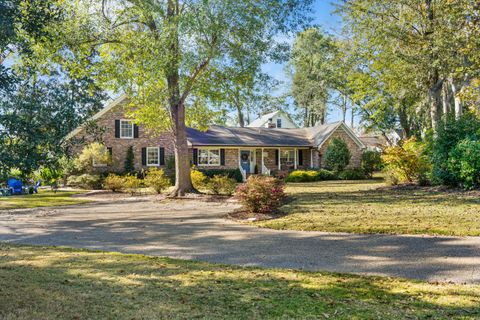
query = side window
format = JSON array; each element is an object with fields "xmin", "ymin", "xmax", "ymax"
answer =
[
  {"xmin": 120, "ymin": 120, "xmax": 134, "ymax": 138},
  {"xmin": 147, "ymin": 147, "xmax": 159, "ymax": 166},
  {"xmin": 276, "ymin": 118, "xmax": 282, "ymax": 128}
]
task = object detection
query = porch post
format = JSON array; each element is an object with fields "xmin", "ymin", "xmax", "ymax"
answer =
[
  {"xmin": 278, "ymin": 148, "xmax": 281, "ymax": 170},
  {"xmin": 261, "ymin": 148, "xmax": 264, "ymax": 174},
  {"xmin": 294, "ymin": 148, "xmax": 297, "ymax": 170},
  {"xmin": 310, "ymin": 149, "xmax": 314, "ymax": 168}
]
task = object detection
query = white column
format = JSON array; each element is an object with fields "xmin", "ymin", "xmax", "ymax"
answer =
[
  {"xmin": 261, "ymin": 148, "xmax": 264, "ymax": 174},
  {"xmin": 310, "ymin": 149, "xmax": 314, "ymax": 168},
  {"xmin": 278, "ymin": 148, "xmax": 281, "ymax": 170},
  {"xmin": 294, "ymin": 148, "xmax": 297, "ymax": 170}
]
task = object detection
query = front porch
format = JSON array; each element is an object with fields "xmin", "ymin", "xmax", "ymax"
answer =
[{"xmin": 238, "ymin": 148, "xmax": 316, "ymax": 180}]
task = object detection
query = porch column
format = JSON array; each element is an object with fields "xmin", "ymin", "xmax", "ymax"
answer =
[
  {"xmin": 310, "ymin": 149, "xmax": 314, "ymax": 168},
  {"xmin": 294, "ymin": 148, "xmax": 297, "ymax": 170},
  {"xmin": 261, "ymin": 148, "xmax": 265, "ymax": 174},
  {"xmin": 278, "ymin": 148, "xmax": 281, "ymax": 170}
]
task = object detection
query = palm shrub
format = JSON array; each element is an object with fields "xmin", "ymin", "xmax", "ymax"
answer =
[
  {"xmin": 235, "ymin": 176, "xmax": 286, "ymax": 213},
  {"xmin": 382, "ymin": 138, "xmax": 431, "ymax": 185},
  {"xmin": 324, "ymin": 138, "xmax": 351, "ymax": 172},
  {"xmin": 208, "ymin": 175, "xmax": 237, "ymax": 195},
  {"xmin": 144, "ymin": 168, "xmax": 171, "ymax": 194}
]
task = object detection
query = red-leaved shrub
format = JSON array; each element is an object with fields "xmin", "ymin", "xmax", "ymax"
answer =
[{"xmin": 235, "ymin": 175, "xmax": 286, "ymax": 213}]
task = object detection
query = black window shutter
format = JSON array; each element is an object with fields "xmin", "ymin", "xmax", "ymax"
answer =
[
  {"xmin": 275, "ymin": 149, "xmax": 279, "ymax": 165},
  {"xmin": 298, "ymin": 149, "xmax": 303, "ymax": 166},
  {"xmin": 115, "ymin": 120, "xmax": 120, "ymax": 138},
  {"xmin": 159, "ymin": 147, "xmax": 165, "ymax": 165},
  {"xmin": 220, "ymin": 149, "xmax": 225, "ymax": 166},
  {"xmin": 192, "ymin": 148, "xmax": 198, "ymax": 165},
  {"xmin": 141, "ymin": 147, "xmax": 147, "ymax": 166},
  {"xmin": 134, "ymin": 124, "xmax": 139, "ymax": 138}
]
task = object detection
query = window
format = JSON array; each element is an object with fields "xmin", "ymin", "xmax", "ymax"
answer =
[
  {"xmin": 198, "ymin": 149, "xmax": 220, "ymax": 166},
  {"xmin": 276, "ymin": 118, "xmax": 282, "ymax": 128},
  {"xmin": 280, "ymin": 150, "xmax": 294, "ymax": 164},
  {"xmin": 147, "ymin": 147, "xmax": 159, "ymax": 166},
  {"xmin": 120, "ymin": 120, "xmax": 134, "ymax": 138}
]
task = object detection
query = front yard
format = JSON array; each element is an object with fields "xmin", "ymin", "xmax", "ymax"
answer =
[
  {"xmin": 0, "ymin": 191, "xmax": 89, "ymax": 210},
  {"xmin": 1, "ymin": 244, "xmax": 479, "ymax": 319},
  {"xmin": 255, "ymin": 180, "xmax": 480, "ymax": 236}
]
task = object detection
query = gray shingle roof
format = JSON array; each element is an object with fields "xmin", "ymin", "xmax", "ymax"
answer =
[
  {"xmin": 187, "ymin": 126, "xmax": 313, "ymax": 147},
  {"xmin": 186, "ymin": 122, "xmax": 349, "ymax": 148}
]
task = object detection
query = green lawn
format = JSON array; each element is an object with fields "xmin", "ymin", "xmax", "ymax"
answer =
[
  {"xmin": 255, "ymin": 180, "xmax": 480, "ymax": 236},
  {"xmin": 0, "ymin": 244, "xmax": 479, "ymax": 319},
  {"xmin": 0, "ymin": 190, "xmax": 89, "ymax": 210}
]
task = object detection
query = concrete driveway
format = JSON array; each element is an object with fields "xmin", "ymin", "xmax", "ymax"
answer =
[{"xmin": 1, "ymin": 199, "xmax": 479, "ymax": 284}]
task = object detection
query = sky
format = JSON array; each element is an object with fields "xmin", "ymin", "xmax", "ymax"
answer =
[{"xmin": 260, "ymin": 0, "xmax": 348, "ymax": 125}]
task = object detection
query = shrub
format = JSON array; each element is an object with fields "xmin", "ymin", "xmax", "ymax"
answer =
[
  {"xmin": 123, "ymin": 174, "xmax": 142, "ymax": 195},
  {"xmin": 361, "ymin": 150, "xmax": 382, "ymax": 178},
  {"xmin": 104, "ymin": 174, "xmax": 125, "ymax": 192},
  {"xmin": 324, "ymin": 138, "xmax": 351, "ymax": 172},
  {"xmin": 235, "ymin": 176, "xmax": 286, "ymax": 213},
  {"xmin": 382, "ymin": 138, "xmax": 431, "ymax": 184},
  {"xmin": 74, "ymin": 142, "xmax": 111, "ymax": 173},
  {"xmin": 144, "ymin": 168, "xmax": 171, "ymax": 194},
  {"xmin": 67, "ymin": 174, "xmax": 102, "ymax": 189},
  {"xmin": 124, "ymin": 146, "xmax": 135, "ymax": 174},
  {"xmin": 208, "ymin": 175, "xmax": 237, "ymax": 195},
  {"xmin": 191, "ymin": 169, "xmax": 208, "ymax": 190},
  {"xmin": 200, "ymin": 168, "xmax": 243, "ymax": 183},
  {"xmin": 338, "ymin": 168, "xmax": 366, "ymax": 180},
  {"xmin": 429, "ymin": 113, "xmax": 480, "ymax": 186},
  {"xmin": 285, "ymin": 169, "xmax": 337, "ymax": 183},
  {"xmin": 448, "ymin": 138, "xmax": 480, "ymax": 190}
]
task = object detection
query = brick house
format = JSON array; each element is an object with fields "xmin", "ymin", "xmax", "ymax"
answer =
[{"xmin": 66, "ymin": 95, "xmax": 366, "ymax": 179}]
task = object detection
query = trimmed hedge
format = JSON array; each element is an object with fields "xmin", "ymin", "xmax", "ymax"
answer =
[
  {"xmin": 199, "ymin": 168, "xmax": 243, "ymax": 183},
  {"xmin": 285, "ymin": 169, "xmax": 337, "ymax": 183},
  {"xmin": 338, "ymin": 168, "xmax": 366, "ymax": 180}
]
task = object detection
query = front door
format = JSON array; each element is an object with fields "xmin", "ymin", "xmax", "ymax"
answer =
[{"xmin": 240, "ymin": 150, "xmax": 251, "ymax": 174}]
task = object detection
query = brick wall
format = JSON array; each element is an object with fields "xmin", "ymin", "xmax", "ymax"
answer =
[
  {"xmin": 318, "ymin": 127, "xmax": 363, "ymax": 169},
  {"xmin": 70, "ymin": 101, "xmax": 175, "ymax": 173}
]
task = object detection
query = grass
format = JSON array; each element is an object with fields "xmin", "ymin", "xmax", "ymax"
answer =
[
  {"xmin": 0, "ymin": 244, "xmax": 479, "ymax": 319},
  {"xmin": 255, "ymin": 180, "xmax": 480, "ymax": 236},
  {"xmin": 0, "ymin": 190, "xmax": 89, "ymax": 210}
]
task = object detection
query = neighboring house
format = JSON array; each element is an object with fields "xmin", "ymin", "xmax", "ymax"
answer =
[
  {"xmin": 359, "ymin": 130, "xmax": 401, "ymax": 151},
  {"xmin": 66, "ymin": 96, "xmax": 366, "ymax": 179},
  {"xmin": 247, "ymin": 110, "xmax": 298, "ymax": 129}
]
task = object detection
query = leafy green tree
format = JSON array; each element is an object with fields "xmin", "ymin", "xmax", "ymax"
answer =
[
  {"xmin": 36, "ymin": 0, "xmax": 313, "ymax": 196},
  {"xmin": 324, "ymin": 138, "xmax": 351, "ymax": 172}
]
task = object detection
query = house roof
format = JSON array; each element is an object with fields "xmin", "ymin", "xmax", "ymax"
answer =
[
  {"xmin": 187, "ymin": 126, "xmax": 313, "ymax": 147},
  {"xmin": 246, "ymin": 110, "xmax": 298, "ymax": 128},
  {"xmin": 187, "ymin": 122, "xmax": 366, "ymax": 149}
]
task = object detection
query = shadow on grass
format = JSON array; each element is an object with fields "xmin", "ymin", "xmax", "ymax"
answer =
[{"xmin": 1, "ymin": 244, "xmax": 479, "ymax": 319}]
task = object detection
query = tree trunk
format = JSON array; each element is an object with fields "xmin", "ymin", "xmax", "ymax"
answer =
[
  {"xmin": 342, "ymin": 94, "xmax": 347, "ymax": 122},
  {"xmin": 398, "ymin": 104, "xmax": 411, "ymax": 138},
  {"xmin": 428, "ymin": 71, "xmax": 443, "ymax": 132},
  {"xmin": 450, "ymin": 78, "xmax": 462, "ymax": 119},
  {"xmin": 236, "ymin": 103, "xmax": 245, "ymax": 127},
  {"xmin": 167, "ymin": 0, "xmax": 194, "ymax": 197},
  {"xmin": 350, "ymin": 105, "xmax": 354, "ymax": 129}
]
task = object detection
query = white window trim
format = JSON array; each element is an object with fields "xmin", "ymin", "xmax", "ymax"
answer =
[
  {"xmin": 146, "ymin": 147, "xmax": 160, "ymax": 166},
  {"xmin": 197, "ymin": 148, "xmax": 221, "ymax": 166},
  {"xmin": 120, "ymin": 119, "xmax": 134, "ymax": 139}
]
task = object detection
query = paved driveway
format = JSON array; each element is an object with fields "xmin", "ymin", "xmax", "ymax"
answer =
[{"xmin": 1, "ymin": 199, "xmax": 479, "ymax": 283}]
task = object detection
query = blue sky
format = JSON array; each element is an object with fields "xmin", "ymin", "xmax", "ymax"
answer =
[{"xmin": 260, "ymin": 0, "xmax": 347, "ymax": 125}]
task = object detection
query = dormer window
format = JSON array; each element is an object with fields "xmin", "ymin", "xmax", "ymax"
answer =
[{"xmin": 277, "ymin": 119, "xmax": 282, "ymax": 128}]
